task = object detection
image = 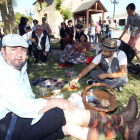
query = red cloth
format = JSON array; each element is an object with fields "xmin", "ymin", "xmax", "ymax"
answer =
[
  {"xmin": 87, "ymin": 56, "xmax": 101, "ymax": 66},
  {"xmin": 59, "ymin": 63, "xmax": 72, "ymax": 67}
]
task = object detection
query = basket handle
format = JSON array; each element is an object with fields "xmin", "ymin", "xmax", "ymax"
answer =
[{"xmin": 84, "ymin": 83, "xmax": 116, "ymax": 100}]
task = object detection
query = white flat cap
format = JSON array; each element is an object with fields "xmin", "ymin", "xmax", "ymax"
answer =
[{"xmin": 2, "ymin": 34, "xmax": 29, "ymax": 48}]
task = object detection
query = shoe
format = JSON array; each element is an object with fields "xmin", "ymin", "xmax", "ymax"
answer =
[
  {"xmin": 114, "ymin": 87, "xmax": 122, "ymax": 91},
  {"xmin": 117, "ymin": 96, "xmax": 138, "ymax": 125},
  {"xmin": 34, "ymin": 59, "xmax": 38, "ymax": 64},
  {"xmin": 127, "ymin": 115, "xmax": 140, "ymax": 140},
  {"xmin": 87, "ymin": 79, "xmax": 95, "ymax": 85},
  {"xmin": 134, "ymin": 60, "xmax": 140, "ymax": 65}
]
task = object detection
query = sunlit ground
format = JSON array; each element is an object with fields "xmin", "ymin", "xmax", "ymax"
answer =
[{"xmin": 27, "ymin": 43, "xmax": 140, "ymax": 140}]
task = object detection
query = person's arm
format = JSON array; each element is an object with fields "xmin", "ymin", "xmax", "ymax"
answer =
[
  {"xmin": 22, "ymin": 31, "xmax": 32, "ymax": 41},
  {"xmin": 119, "ymin": 23, "xmax": 130, "ymax": 39},
  {"xmin": 38, "ymin": 98, "xmax": 78, "ymax": 115},
  {"xmin": 85, "ymin": 42, "xmax": 91, "ymax": 56},
  {"xmin": 47, "ymin": 24, "xmax": 52, "ymax": 35},
  {"xmin": 64, "ymin": 49, "xmax": 75, "ymax": 61},
  {"xmin": 43, "ymin": 35, "xmax": 50, "ymax": 56},
  {"xmin": 70, "ymin": 62, "xmax": 96, "ymax": 85},
  {"xmin": 97, "ymin": 65, "xmax": 127, "ymax": 80}
]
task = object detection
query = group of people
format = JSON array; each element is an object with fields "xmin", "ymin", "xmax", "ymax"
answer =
[
  {"xmin": 0, "ymin": 2, "xmax": 140, "ymax": 140},
  {"xmin": 87, "ymin": 18, "xmax": 115, "ymax": 45},
  {"xmin": 19, "ymin": 16, "xmax": 52, "ymax": 64}
]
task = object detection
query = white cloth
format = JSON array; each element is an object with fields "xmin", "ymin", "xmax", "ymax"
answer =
[
  {"xmin": 109, "ymin": 22, "xmax": 115, "ymax": 31},
  {"xmin": 22, "ymin": 31, "xmax": 50, "ymax": 52},
  {"xmin": 87, "ymin": 26, "xmax": 95, "ymax": 35},
  {"xmin": 0, "ymin": 54, "xmax": 47, "ymax": 125},
  {"xmin": 96, "ymin": 42, "xmax": 101, "ymax": 55},
  {"xmin": 92, "ymin": 50, "xmax": 127, "ymax": 66}
]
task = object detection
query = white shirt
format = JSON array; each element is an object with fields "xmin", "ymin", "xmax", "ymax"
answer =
[
  {"xmin": 23, "ymin": 31, "xmax": 50, "ymax": 52},
  {"xmin": 92, "ymin": 50, "xmax": 127, "ymax": 66},
  {"xmin": 87, "ymin": 26, "xmax": 95, "ymax": 35},
  {"xmin": 0, "ymin": 53, "xmax": 47, "ymax": 125}
]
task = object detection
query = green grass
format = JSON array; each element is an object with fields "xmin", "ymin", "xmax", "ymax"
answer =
[
  {"xmin": 27, "ymin": 44, "xmax": 140, "ymax": 140},
  {"xmin": 50, "ymin": 42, "xmax": 61, "ymax": 49}
]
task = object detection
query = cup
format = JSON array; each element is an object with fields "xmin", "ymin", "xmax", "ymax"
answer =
[
  {"xmin": 70, "ymin": 71, "xmax": 77, "ymax": 79},
  {"xmin": 38, "ymin": 87, "xmax": 47, "ymax": 97}
]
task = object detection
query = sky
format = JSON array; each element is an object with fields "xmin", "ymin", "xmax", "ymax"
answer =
[{"xmin": 14, "ymin": 0, "xmax": 140, "ymax": 19}]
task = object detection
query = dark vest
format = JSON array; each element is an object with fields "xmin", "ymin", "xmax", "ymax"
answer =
[
  {"xmin": 101, "ymin": 50, "xmax": 128, "ymax": 82},
  {"xmin": 32, "ymin": 31, "xmax": 47, "ymax": 52},
  {"xmin": 101, "ymin": 50, "xmax": 120, "ymax": 73}
]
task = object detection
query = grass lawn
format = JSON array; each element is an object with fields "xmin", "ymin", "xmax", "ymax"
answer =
[{"xmin": 27, "ymin": 43, "xmax": 140, "ymax": 140}]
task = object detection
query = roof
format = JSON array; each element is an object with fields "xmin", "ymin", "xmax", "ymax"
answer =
[{"xmin": 74, "ymin": 0, "xmax": 108, "ymax": 13}]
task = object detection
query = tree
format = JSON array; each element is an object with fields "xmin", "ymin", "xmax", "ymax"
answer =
[
  {"xmin": 7, "ymin": 0, "xmax": 17, "ymax": 33},
  {"xmin": 0, "ymin": 0, "xmax": 17, "ymax": 35},
  {"xmin": 0, "ymin": 0, "xmax": 11, "ymax": 35},
  {"xmin": 15, "ymin": 12, "xmax": 33, "ymax": 26}
]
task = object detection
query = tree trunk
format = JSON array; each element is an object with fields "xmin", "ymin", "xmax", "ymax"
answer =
[
  {"xmin": 7, "ymin": 0, "xmax": 17, "ymax": 34},
  {"xmin": 0, "ymin": 0, "xmax": 11, "ymax": 35}
]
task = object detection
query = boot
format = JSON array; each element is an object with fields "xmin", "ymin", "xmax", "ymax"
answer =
[
  {"xmin": 117, "ymin": 96, "xmax": 138, "ymax": 125},
  {"xmin": 127, "ymin": 115, "xmax": 140, "ymax": 140}
]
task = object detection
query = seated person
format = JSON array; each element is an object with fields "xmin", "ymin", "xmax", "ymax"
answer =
[
  {"xmin": 23, "ymin": 25, "xmax": 50, "ymax": 63},
  {"xmin": 97, "ymin": 36, "xmax": 140, "ymax": 75},
  {"xmin": 60, "ymin": 34, "xmax": 91, "ymax": 65},
  {"xmin": 0, "ymin": 34, "xmax": 140, "ymax": 140},
  {"xmin": 70, "ymin": 37, "xmax": 128, "ymax": 89}
]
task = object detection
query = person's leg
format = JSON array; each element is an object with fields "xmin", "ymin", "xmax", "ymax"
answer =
[
  {"xmin": 108, "ymin": 31, "xmax": 111, "ymax": 37},
  {"xmin": 33, "ymin": 48, "xmax": 39, "ymax": 63},
  {"xmin": 39, "ymin": 52, "xmax": 47, "ymax": 62},
  {"xmin": 95, "ymin": 33, "xmax": 97, "ymax": 44},
  {"xmin": 92, "ymin": 35, "xmax": 96, "ymax": 46},
  {"xmin": 89, "ymin": 35, "xmax": 91, "ymax": 43},
  {"xmin": 128, "ymin": 35, "xmax": 140, "ymax": 62},
  {"xmin": 110, "ymin": 31, "xmax": 114, "ymax": 38}
]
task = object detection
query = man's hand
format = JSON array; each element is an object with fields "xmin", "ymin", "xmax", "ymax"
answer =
[
  {"xmin": 30, "ymin": 38, "xmax": 36, "ymax": 43},
  {"xmin": 131, "ymin": 34, "xmax": 136, "ymax": 39},
  {"xmin": 64, "ymin": 56, "xmax": 68, "ymax": 61},
  {"xmin": 70, "ymin": 77, "xmax": 79, "ymax": 86},
  {"xmin": 97, "ymin": 73, "xmax": 107, "ymax": 80},
  {"xmin": 43, "ymin": 51, "xmax": 47, "ymax": 56},
  {"xmin": 38, "ymin": 99, "xmax": 79, "ymax": 115}
]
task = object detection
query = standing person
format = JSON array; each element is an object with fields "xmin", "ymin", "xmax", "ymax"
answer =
[
  {"xmin": 87, "ymin": 23, "xmax": 96, "ymax": 46},
  {"xmin": 108, "ymin": 18, "xmax": 115, "ymax": 38},
  {"xmin": 18, "ymin": 17, "xmax": 31, "ymax": 36},
  {"xmin": 23, "ymin": 25, "xmax": 50, "ymax": 63},
  {"xmin": 41, "ymin": 17, "xmax": 52, "ymax": 35},
  {"xmin": 0, "ymin": 34, "xmax": 140, "ymax": 140},
  {"xmin": 66, "ymin": 20, "xmax": 74, "ymax": 45},
  {"xmin": 119, "ymin": 3, "xmax": 140, "ymax": 64},
  {"xmin": 102, "ymin": 20, "xmax": 109, "ymax": 34},
  {"xmin": 32, "ymin": 19, "xmax": 38, "ymax": 31},
  {"xmin": 95, "ymin": 21, "xmax": 101, "ymax": 44},
  {"xmin": 75, "ymin": 20, "xmax": 84, "ymax": 41},
  {"xmin": 60, "ymin": 22, "xmax": 68, "ymax": 50}
]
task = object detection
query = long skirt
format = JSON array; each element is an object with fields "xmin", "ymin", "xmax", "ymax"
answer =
[
  {"xmin": 60, "ymin": 37, "xmax": 68, "ymax": 50},
  {"xmin": 59, "ymin": 44, "xmax": 87, "ymax": 64}
]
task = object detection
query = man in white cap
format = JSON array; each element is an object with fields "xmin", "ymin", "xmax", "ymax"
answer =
[{"xmin": 0, "ymin": 34, "xmax": 139, "ymax": 140}]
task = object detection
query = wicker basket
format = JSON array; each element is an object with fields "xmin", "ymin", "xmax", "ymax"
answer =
[{"xmin": 81, "ymin": 83, "xmax": 118, "ymax": 114}]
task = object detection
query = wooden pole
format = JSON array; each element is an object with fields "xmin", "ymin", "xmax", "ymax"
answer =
[
  {"xmin": 86, "ymin": 10, "xmax": 89, "ymax": 28},
  {"xmin": 102, "ymin": 12, "xmax": 105, "ymax": 23}
]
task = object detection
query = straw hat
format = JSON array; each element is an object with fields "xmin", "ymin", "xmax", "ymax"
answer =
[
  {"xmin": 98, "ymin": 33, "xmax": 108, "ymax": 42},
  {"xmin": 99, "ymin": 37, "xmax": 118, "ymax": 51}
]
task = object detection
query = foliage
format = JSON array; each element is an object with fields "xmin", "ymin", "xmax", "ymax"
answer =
[
  {"xmin": 34, "ymin": 1, "xmax": 47, "ymax": 12},
  {"xmin": 60, "ymin": 7, "xmax": 73, "ymax": 21},
  {"xmin": 42, "ymin": 1, "xmax": 47, "ymax": 10},
  {"xmin": 115, "ymin": 23, "xmax": 121, "ymax": 30},
  {"xmin": 53, "ymin": 0, "xmax": 63, "ymax": 11},
  {"xmin": 15, "ymin": 12, "xmax": 33, "ymax": 25}
]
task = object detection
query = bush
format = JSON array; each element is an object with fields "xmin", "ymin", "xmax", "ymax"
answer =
[
  {"xmin": 60, "ymin": 8, "xmax": 73, "ymax": 21},
  {"xmin": 53, "ymin": 0, "xmax": 63, "ymax": 11}
]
